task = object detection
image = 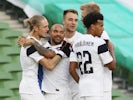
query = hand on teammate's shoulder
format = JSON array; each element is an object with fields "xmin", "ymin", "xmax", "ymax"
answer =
[{"xmin": 60, "ymin": 40, "xmax": 72, "ymax": 57}]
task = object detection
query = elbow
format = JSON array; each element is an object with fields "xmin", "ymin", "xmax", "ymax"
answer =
[
  {"xmin": 109, "ymin": 65, "xmax": 116, "ymax": 70},
  {"xmin": 111, "ymin": 60, "xmax": 116, "ymax": 70},
  {"xmin": 105, "ymin": 60, "xmax": 116, "ymax": 71}
]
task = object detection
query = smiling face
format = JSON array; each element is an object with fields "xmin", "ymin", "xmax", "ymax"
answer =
[
  {"xmin": 49, "ymin": 24, "xmax": 64, "ymax": 45},
  {"xmin": 30, "ymin": 15, "xmax": 49, "ymax": 39},
  {"xmin": 63, "ymin": 10, "xmax": 78, "ymax": 33}
]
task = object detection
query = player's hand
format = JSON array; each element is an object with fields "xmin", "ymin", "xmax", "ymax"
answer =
[
  {"xmin": 60, "ymin": 40, "xmax": 72, "ymax": 57},
  {"xmin": 17, "ymin": 36, "xmax": 35, "ymax": 47},
  {"xmin": 17, "ymin": 36, "xmax": 26, "ymax": 47}
]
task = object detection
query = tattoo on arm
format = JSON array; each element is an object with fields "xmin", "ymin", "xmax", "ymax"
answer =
[{"xmin": 33, "ymin": 40, "xmax": 54, "ymax": 56}]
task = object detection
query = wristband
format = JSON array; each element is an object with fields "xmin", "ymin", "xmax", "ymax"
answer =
[{"xmin": 56, "ymin": 53, "xmax": 62, "ymax": 58}]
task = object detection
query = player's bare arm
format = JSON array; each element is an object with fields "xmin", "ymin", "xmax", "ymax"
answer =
[
  {"xmin": 33, "ymin": 40, "xmax": 56, "ymax": 58},
  {"xmin": 17, "ymin": 37, "xmax": 56, "ymax": 58},
  {"xmin": 18, "ymin": 36, "xmax": 27, "ymax": 47},
  {"xmin": 106, "ymin": 41, "xmax": 116, "ymax": 70},
  {"xmin": 69, "ymin": 62, "xmax": 79, "ymax": 83},
  {"xmin": 39, "ymin": 55, "xmax": 62, "ymax": 71}
]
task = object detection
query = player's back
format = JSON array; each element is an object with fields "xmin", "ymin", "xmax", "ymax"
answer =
[{"xmin": 72, "ymin": 34, "xmax": 106, "ymax": 96}]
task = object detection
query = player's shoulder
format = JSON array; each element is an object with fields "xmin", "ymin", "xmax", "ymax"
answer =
[
  {"xmin": 95, "ymin": 36, "xmax": 106, "ymax": 45},
  {"xmin": 75, "ymin": 31, "xmax": 84, "ymax": 36},
  {"xmin": 95, "ymin": 36, "xmax": 105, "ymax": 42},
  {"xmin": 75, "ymin": 34, "xmax": 86, "ymax": 40},
  {"xmin": 44, "ymin": 41, "xmax": 51, "ymax": 48},
  {"xmin": 73, "ymin": 34, "xmax": 93, "ymax": 45}
]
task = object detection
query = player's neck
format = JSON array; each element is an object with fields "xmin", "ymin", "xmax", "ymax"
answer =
[
  {"xmin": 87, "ymin": 30, "xmax": 95, "ymax": 37},
  {"xmin": 64, "ymin": 31, "xmax": 75, "ymax": 39},
  {"xmin": 32, "ymin": 32, "xmax": 41, "ymax": 40}
]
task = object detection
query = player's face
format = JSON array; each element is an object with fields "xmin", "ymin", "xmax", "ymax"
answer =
[
  {"xmin": 94, "ymin": 20, "xmax": 104, "ymax": 37},
  {"xmin": 38, "ymin": 19, "xmax": 49, "ymax": 38},
  {"xmin": 50, "ymin": 25, "xmax": 64, "ymax": 45},
  {"xmin": 63, "ymin": 12, "xmax": 78, "ymax": 32}
]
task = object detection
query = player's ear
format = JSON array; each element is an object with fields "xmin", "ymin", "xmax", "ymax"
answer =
[
  {"xmin": 33, "ymin": 25, "xmax": 39, "ymax": 32},
  {"xmin": 91, "ymin": 24, "xmax": 95, "ymax": 30}
]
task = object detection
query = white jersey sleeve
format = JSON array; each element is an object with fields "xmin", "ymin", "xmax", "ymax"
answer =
[
  {"xmin": 26, "ymin": 45, "xmax": 44, "ymax": 63},
  {"xmin": 25, "ymin": 36, "xmax": 44, "ymax": 62},
  {"xmin": 69, "ymin": 51, "xmax": 78, "ymax": 62},
  {"xmin": 96, "ymin": 37, "xmax": 113, "ymax": 65},
  {"xmin": 29, "ymin": 52, "xmax": 44, "ymax": 62}
]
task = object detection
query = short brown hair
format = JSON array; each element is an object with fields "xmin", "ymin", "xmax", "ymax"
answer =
[{"xmin": 63, "ymin": 9, "xmax": 78, "ymax": 18}]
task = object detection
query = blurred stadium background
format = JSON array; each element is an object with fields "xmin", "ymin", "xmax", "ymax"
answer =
[{"xmin": 0, "ymin": 0, "xmax": 133, "ymax": 100}]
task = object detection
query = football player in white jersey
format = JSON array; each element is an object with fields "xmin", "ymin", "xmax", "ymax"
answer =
[
  {"xmin": 62, "ymin": 9, "xmax": 83, "ymax": 100},
  {"xmin": 42, "ymin": 24, "xmax": 72, "ymax": 100},
  {"xmin": 19, "ymin": 15, "xmax": 64, "ymax": 100},
  {"xmin": 69, "ymin": 12, "xmax": 116, "ymax": 100},
  {"xmin": 80, "ymin": 2, "xmax": 116, "ymax": 100}
]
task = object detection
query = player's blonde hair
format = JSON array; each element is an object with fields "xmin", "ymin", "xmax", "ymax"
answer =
[
  {"xmin": 23, "ymin": 15, "xmax": 46, "ymax": 35},
  {"xmin": 80, "ymin": 2, "xmax": 100, "ymax": 14}
]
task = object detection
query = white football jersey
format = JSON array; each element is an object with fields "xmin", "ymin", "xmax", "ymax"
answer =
[
  {"xmin": 41, "ymin": 41, "xmax": 71, "ymax": 94},
  {"xmin": 19, "ymin": 36, "xmax": 44, "ymax": 94},
  {"xmin": 64, "ymin": 31, "xmax": 83, "ymax": 93},
  {"xmin": 70, "ymin": 34, "xmax": 113, "ymax": 96}
]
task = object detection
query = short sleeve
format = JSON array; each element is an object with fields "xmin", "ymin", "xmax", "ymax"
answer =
[
  {"xmin": 26, "ymin": 45, "xmax": 44, "ymax": 62},
  {"xmin": 99, "ymin": 51, "xmax": 113, "ymax": 65},
  {"xmin": 69, "ymin": 51, "xmax": 77, "ymax": 62},
  {"xmin": 97, "ymin": 38, "xmax": 113, "ymax": 65},
  {"xmin": 29, "ymin": 51, "xmax": 44, "ymax": 62}
]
